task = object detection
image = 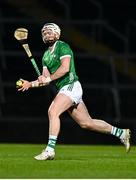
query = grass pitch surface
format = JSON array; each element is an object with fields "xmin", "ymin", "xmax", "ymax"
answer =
[{"xmin": 0, "ymin": 144, "xmax": 135, "ymax": 179}]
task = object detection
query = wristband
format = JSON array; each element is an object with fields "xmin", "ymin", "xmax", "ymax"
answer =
[
  {"xmin": 31, "ymin": 81, "xmax": 39, "ymax": 87},
  {"xmin": 45, "ymin": 76, "xmax": 52, "ymax": 83}
]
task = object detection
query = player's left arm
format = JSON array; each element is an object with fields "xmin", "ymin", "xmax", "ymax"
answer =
[
  {"xmin": 49, "ymin": 43, "xmax": 72, "ymax": 81},
  {"xmin": 51, "ymin": 56, "xmax": 70, "ymax": 81},
  {"xmin": 38, "ymin": 56, "xmax": 70, "ymax": 84}
]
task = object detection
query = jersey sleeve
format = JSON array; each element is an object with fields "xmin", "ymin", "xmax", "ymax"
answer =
[
  {"xmin": 59, "ymin": 42, "xmax": 72, "ymax": 60},
  {"xmin": 42, "ymin": 52, "xmax": 47, "ymax": 68}
]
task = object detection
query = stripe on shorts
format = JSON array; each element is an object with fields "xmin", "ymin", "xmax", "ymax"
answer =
[{"xmin": 67, "ymin": 83, "xmax": 74, "ymax": 91}]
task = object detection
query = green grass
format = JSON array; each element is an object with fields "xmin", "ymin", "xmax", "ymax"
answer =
[{"xmin": 0, "ymin": 144, "xmax": 135, "ymax": 179}]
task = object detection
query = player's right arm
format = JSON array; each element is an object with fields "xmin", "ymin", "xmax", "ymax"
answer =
[{"xmin": 18, "ymin": 66, "xmax": 51, "ymax": 92}]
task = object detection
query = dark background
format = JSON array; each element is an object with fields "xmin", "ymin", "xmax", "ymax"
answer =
[{"xmin": 0, "ymin": 0, "xmax": 136, "ymax": 145}]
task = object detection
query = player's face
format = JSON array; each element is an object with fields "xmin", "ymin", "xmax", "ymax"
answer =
[{"xmin": 42, "ymin": 29, "xmax": 56, "ymax": 44}]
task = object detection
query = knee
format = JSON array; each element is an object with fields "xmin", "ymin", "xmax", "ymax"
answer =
[
  {"xmin": 48, "ymin": 108, "xmax": 56, "ymax": 119},
  {"xmin": 48, "ymin": 108, "xmax": 58, "ymax": 120},
  {"xmin": 79, "ymin": 122, "xmax": 90, "ymax": 129},
  {"xmin": 79, "ymin": 120, "xmax": 94, "ymax": 130}
]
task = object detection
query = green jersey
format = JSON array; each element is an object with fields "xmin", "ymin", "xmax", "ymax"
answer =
[{"xmin": 42, "ymin": 40, "xmax": 78, "ymax": 89}]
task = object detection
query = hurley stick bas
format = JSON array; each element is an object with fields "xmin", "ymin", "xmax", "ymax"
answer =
[{"xmin": 14, "ymin": 28, "xmax": 41, "ymax": 76}]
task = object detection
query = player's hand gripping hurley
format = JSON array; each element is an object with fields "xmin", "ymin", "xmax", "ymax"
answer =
[{"xmin": 14, "ymin": 28, "xmax": 41, "ymax": 76}]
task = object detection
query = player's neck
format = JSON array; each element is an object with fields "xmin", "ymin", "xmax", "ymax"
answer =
[{"xmin": 49, "ymin": 41, "xmax": 57, "ymax": 53}]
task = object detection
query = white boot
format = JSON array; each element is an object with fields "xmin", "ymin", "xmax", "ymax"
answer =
[
  {"xmin": 120, "ymin": 129, "xmax": 131, "ymax": 153},
  {"xmin": 34, "ymin": 150, "xmax": 55, "ymax": 160}
]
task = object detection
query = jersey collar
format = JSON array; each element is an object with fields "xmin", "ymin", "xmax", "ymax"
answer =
[{"xmin": 50, "ymin": 41, "xmax": 58, "ymax": 54}]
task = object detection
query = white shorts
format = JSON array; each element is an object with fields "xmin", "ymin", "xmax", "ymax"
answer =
[{"xmin": 58, "ymin": 81, "xmax": 83, "ymax": 104}]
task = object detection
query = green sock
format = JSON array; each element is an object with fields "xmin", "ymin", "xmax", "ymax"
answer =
[
  {"xmin": 111, "ymin": 126, "xmax": 124, "ymax": 138},
  {"xmin": 46, "ymin": 135, "xmax": 57, "ymax": 152}
]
